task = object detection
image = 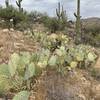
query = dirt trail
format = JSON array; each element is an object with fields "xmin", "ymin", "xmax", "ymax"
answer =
[{"xmin": 0, "ymin": 29, "xmax": 39, "ymax": 63}]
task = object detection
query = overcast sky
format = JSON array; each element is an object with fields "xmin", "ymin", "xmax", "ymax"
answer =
[{"xmin": 0, "ymin": 0, "xmax": 100, "ymax": 20}]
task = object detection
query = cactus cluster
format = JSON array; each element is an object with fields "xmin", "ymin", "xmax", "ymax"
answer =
[
  {"xmin": 16, "ymin": 0, "xmax": 23, "ymax": 12},
  {"xmin": 0, "ymin": 31, "xmax": 98, "ymax": 99}
]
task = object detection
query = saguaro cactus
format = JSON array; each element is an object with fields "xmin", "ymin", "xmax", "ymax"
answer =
[
  {"xmin": 56, "ymin": 2, "xmax": 67, "ymax": 31},
  {"xmin": 56, "ymin": 2, "xmax": 66, "ymax": 20},
  {"xmin": 74, "ymin": 0, "xmax": 81, "ymax": 43},
  {"xmin": 16, "ymin": 0, "xmax": 23, "ymax": 12},
  {"xmin": 5, "ymin": 0, "xmax": 9, "ymax": 8}
]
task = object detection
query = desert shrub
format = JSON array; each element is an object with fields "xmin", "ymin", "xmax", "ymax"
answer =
[
  {"xmin": 15, "ymin": 21, "xmax": 30, "ymax": 31},
  {"xmin": 40, "ymin": 15, "xmax": 67, "ymax": 33},
  {"xmin": 28, "ymin": 11, "xmax": 44, "ymax": 23},
  {"xmin": 81, "ymin": 31, "xmax": 100, "ymax": 47},
  {"xmin": 81, "ymin": 23, "xmax": 100, "ymax": 47},
  {"xmin": 83, "ymin": 23, "xmax": 100, "ymax": 33},
  {"xmin": 48, "ymin": 17, "xmax": 60, "ymax": 33},
  {"xmin": 0, "ymin": 5, "xmax": 28, "ymax": 29}
]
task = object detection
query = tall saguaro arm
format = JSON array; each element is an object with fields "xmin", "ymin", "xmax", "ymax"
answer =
[
  {"xmin": 74, "ymin": 0, "xmax": 81, "ymax": 43},
  {"xmin": 5, "ymin": 0, "xmax": 9, "ymax": 8},
  {"xmin": 16, "ymin": 0, "xmax": 23, "ymax": 12}
]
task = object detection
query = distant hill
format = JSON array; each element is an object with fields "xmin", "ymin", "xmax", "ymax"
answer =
[
  {"xmin": 82, "ymin": 17, "xmax": 100, "ymax": 22},
  {"xmin": 81, "ymin": 17, "xmax": 100, "ymax": 26},
  {"xmin": 81, "ymin": 17, "xmax": 100, "ymax": 47}
]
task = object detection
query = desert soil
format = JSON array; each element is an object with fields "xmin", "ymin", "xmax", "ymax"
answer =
[{"xmin": 0, "ymin": 28, "xmax": 100, "ymax": 100}]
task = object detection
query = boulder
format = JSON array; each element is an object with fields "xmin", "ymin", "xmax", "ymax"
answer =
[
  {"xmin": 10, "ymin": 28, "xmax": 14, "ymax": 32},
  {"xmin": 2, "ymin": 29, "xmax": 9, "ymax": 33}
]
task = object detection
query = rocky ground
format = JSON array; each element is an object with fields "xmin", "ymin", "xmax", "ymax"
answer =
[
  {"xmin": 32, "ymin": 68, "xmax": 100, "ymax": 100},
  {"xmin": 0, "ymin": 28, "xmax": 99, "ymax": 100},
  {"xmin": 0, "ymin": 28, "xmax": 39, "ymax": 64}
]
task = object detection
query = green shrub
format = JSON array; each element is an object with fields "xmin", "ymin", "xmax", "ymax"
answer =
[
  {"xmin": 41, "ymin": 16, "xmax": 67, "ymax": 33},
  {"xmin": 28, "ymin": 11, "xmax": 44, "ymax": 23},
  {"xmin": 82, "ymin": 31, "xmax": 100, "ymax": 47},
  {"xmin": 48, "ymin": 17, "xmax": 60, "ymax": 33},
  {"xmin": 0, "ymin": 5, "xmax": 28, "ymax": 29},
  {"xmin": 82, "ymin": 23, "xmax": 100, "ymax": 46},
  {"xmin": 84, "ymin": 23, "xmax": 100, "ymax": 33}
]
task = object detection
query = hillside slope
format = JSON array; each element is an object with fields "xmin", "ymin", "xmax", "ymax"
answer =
[
  {"xmin": 82, "ymin": 17, "xmax": 100, "ymax": 27},
  {"xmin": 0, "ymin": 29, "xmax": 39, "ymax": 63}
]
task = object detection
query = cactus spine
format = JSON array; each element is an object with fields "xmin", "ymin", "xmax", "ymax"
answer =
[
  {"xmin": 16, "ymin": 0, "xmax": 23, "ymax": 12},
  {"xmin": 5, "ymin": 0, "xmax": 9, "ymax": 8},
  {"xmin": 56, "ymin": 2, "xmax": 66, "ymax": 20},
  {"xmin": 74, "ymin": 0, "xmax": 81, "ymax": 43}
]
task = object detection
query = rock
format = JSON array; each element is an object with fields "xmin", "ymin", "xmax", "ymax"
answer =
[
  {"xmin": 77, "ymin": 94, "xmax": 86, "ymax": 100},
  {"xmin": 95, "ymin": 84, "xmax": 100, "ymax": 91},
  {"xmin": 1, "ymin": 20, "xmax": 5, "ymax": 22},
  {"xmin": 80, "ymin": 77, "xmax": 91, "ymax": 88},
  {"xmin": 92, "ymin": 84, "xmax": 100, "ymax": 100},
  {"xmin": 2, "ymin": 29, "xmax": 9, "ymax": 32},
  {"xmin": 10, "ymin": 28, "xmax": 14, "ymax": 32},
  {"xmin": 24, "ymin": 30, "xmax": 28, "ymax": 35}
]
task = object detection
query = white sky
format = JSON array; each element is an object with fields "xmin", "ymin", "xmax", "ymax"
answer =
[{"xmin": 0, "ymin": 0, "xmax": 100, "ymax": 20}]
